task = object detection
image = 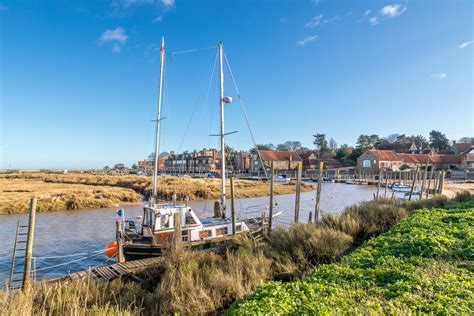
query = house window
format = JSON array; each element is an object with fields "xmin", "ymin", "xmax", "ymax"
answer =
[{"xmin": 363, "ymin": 160, "xmax": 371, "ymax": 168}]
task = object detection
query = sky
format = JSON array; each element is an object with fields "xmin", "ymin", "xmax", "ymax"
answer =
[{"xmin": 0, "ymin": 0, "xmax": 473, "ymax": 169}]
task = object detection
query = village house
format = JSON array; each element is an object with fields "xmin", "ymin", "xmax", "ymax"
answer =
[
  {"xmin": 251, "ymin": 150, "xmax": 302, "ymax": 173},
  {"xmin": 299, "ymin": 152, "xmax": 318, "ymax": 170},
  {"xmin": 357, "ymin": 150, "xmax": 403, "ymax": 173},
  {"xmin": 357, "ymin": 149, "xmax": 467, "ymax": 173},
  {"xmin": 162, "ymin": 148, "xmax": 251, "ymax": 174},
  {"xmin": 138, "ymin": 158, "xmax": 165, "ymax": 173}
]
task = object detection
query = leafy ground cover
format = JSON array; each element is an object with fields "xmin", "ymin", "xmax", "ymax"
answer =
[{"xmin": 227, "ymin": 199, "xmax": 474, "ymax": 314}]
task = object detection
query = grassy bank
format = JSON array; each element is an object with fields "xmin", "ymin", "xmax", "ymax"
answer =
[
  {"xmin": 0, "ymin": 178, "xmax": 140, "ymax": 215},
  {"xmin": 0, "ymin": 173, "xmax": 311, "ymax": 215},
  {"xmin": 227, "ymin": 196, "xmax": 474, "ymax": 314},
  {"xmin": 2, "ymin": 194, "xmax": 470, "ymax": 314}
]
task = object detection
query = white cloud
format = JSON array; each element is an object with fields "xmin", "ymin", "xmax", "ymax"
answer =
[
  {"xmin": 161, "ymin": 0, "xmax": 174, "ymax": 8},
  {"xmin": 296, "ymin": 35, "xmax": 319, "ymax": 47},
  {"xmin": 305, "ymin": 14, "xmax": 323, "ymax": 28},
  {"xmin": 369, "ymin": 17, "xmax": 378, "ymax": 25},
  {"xmin": 0, "ymin": 3, "xmax": 8, "ymax": 11},
  {"xmin": 458, "ymin": 40, "xmax": 474, "ymax": 49},
  {"xmin": 432, "ymin": 73, "xmax": 447, "ymax": 79},
  {"xmin": 99, "ymin": 27, "xmax": 128, "ymax": 53},
  {"xmin": 381, "ymin": 4, "xmax": 406, "ymax": 17},
  {"xmin": 364, "ymin": 10, "xmax": 372, "ymax": 16},
  {"xmin": 153, "ymin": 15, "xmax": 163, "ymax": 23}
]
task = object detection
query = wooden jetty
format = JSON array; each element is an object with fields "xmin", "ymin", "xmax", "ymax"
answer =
[{"xmin": 65, "ymin": 257, "xmax": 165, "ymax": 282}]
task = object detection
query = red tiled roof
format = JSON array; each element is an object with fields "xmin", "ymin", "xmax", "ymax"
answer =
[
  {"xmin": 454, "ymin": 143, "xmax": 473, "ymax": 153},
  {"xmin": 258, "ymin": 150, "xmax": 303, "ymax": 162},
  {"xmin": 399, "ymin": 154, "xmax": 430, "ymax": 164},
  {"xmin": 429, "ymin": 155, "xmax": 463, "ymax": 164},
  {"xmin": 399, "ymin": 154, "xmax": 463, "ymax": 164},
  {"xmin": 368, "ymin": 150, "xmax": 400, "ymax": 161}
]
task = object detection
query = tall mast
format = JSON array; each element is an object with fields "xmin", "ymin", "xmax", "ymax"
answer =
[
  {"xmin": 218, "ymin": 42, "xmax": 226, "ymax": 215},
  {"xmin": 152, "ymin": 37, "xmax": 165, "ymax": 201}
]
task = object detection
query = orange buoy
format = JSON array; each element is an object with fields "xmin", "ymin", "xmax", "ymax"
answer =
[{"xmin": 105, "ymin": 241, "xmax": 118, "ymax": 258}]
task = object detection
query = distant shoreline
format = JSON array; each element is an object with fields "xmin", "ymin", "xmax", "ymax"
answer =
[{"xmin": 0, "ymin": 172, "xmax": 312, "ymax": 215}]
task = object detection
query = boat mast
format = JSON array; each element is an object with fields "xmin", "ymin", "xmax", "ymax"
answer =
[
  {"xmin": 218, "ymin": 41, "xmax": 226, "ymax": 215},
  {"xmin": 152, "ymin": 37, "xmax": 165, "ymax": 202}
]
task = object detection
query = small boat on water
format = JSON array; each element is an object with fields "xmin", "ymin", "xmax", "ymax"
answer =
[
  {"xmin": 275, "ymin": 174, "xmax": 290, "ymax": 183},
  {"xmin": 390, "ymin": 182, "xmax": 419, "ymax": 194},
  {"xmin": 117, "ymin": 39, "xmax": 271, "ymax": 261}
]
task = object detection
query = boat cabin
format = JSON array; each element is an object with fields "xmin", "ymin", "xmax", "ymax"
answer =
[{"xmin": 140, "ymin": 204, "xmax": 248, "ymax": 245}]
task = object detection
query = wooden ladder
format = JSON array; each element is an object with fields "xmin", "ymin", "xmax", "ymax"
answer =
[{"xmin": 9, "ymin": 220, "xmax": 32, "ymax": 290}]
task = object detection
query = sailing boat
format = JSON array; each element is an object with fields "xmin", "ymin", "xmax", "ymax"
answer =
[{"xmin": 120, "ymin": 39, "xmax": 267, "ymax": 261}]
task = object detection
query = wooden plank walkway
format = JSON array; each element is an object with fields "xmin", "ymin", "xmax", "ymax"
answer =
[{"xmin": 66, "ymin": 257, "xmax": 165, "ymax": 282}]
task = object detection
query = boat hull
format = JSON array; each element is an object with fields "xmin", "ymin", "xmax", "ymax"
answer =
[{"xmin": 123, "ymin": 229, "xmax": 263, "ymax": 261}]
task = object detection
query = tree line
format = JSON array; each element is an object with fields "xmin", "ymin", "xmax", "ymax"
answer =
[{"xmin": 250, "ymin": 131, "xmax": 472, "ymax": 165}]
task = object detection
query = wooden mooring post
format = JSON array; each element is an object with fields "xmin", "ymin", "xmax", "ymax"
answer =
[
  {"xmin": 438, "ymin": 170, "xmax": 445, "ymax": 194},
  {"xmin": 376, "ymin": 169, "xmax": 382, "ymax": 200},
  {"xmin": 268, "ymin": 161, "xmax": 274, "ymax": 234},
  {"xmin": 426, "ymin": 166, "xmax": 434, "ymax": 199},
  {"xmin": 173, "ymin": 212, "xmax": 182, "ymax": 250},
  {"xmin": 294, "ymin": 161, "xmax": 302, "ymax": 223},
  {"xmin": 384, "ymin": 172, "xmax": 389, "ymax": 199},
  {"xmin": 22, "ymin": 197, "xmax": 37, "ymax": 289},
  {"xmin": 408, "ymin": 166, "xmax": 419, "ymax": 201},
  {"xmin": 230, "ymin": 176, "xmax": 236, "ymax": 235},
  {"xmin": 116, "ymin": 220, "xmax": 125, "ymax": 263},
  {"xmin": 314, "ymin": 161, "xmax": 324, "ymax": 224},
  {"xmin": 420, "ymin": 161, "xmax": 429, "ymax": 199}
]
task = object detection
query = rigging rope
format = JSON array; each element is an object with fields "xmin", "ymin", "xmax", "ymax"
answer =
[
  {"xmin": 223, "ymin": 51, "xmax": 281, "ymax": 211},
  {"xmin": 170, "ymin": 46, "xmax": 217, "ymax": 56}
]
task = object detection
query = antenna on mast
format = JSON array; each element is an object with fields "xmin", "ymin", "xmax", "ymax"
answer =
[{"xmin": 151, "ymin": 37, "xmax": 165, "ymax": 203}]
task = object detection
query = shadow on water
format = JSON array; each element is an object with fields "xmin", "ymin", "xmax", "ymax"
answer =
[{"xmin": 0, "ymin": 183, "xmax": 396, "ymax": 283}]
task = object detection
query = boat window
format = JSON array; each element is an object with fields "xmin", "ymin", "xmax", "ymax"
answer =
[
  {"xmin": 143, "ymin": 209, "xmax": 154, "ymax": 227},
  {"xmin": 161, "ymin": 214, "xmax": 170, "ymax": 229},
  {"xmin": 216, "ymin": 227, "xmax": 228, "ymax": 236},
  {"xmin": 185, "ymin": 211, "xmax": 197, "ymax": 225},
  {"xmin": 236, "ymin": 224, "xmax": 242, "ymax": 232},
  {"xmin": 199, "ymin": 230, "xmax": 212, "ymax": 239}
]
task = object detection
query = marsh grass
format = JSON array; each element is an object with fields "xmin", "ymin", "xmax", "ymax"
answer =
[{"xmin": 0, "ymin": 173, "xmax": 312, "ymax": 214}]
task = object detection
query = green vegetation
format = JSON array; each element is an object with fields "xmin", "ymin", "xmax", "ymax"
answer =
[
  {"xmin": 2, "ymin": 195, "xmax": 471, "ymax": 315},
  {"xmin": 227, "ymin": 198, "xmax": 474, "ymax": 314}
]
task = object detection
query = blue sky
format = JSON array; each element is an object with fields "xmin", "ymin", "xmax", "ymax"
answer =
[{"xmin": 1, "ymin": 0, "xmax": 472, "ymax": 169}]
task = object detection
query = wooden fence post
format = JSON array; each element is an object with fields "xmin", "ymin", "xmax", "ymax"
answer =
[
  {"xmin": 384, "ymin": 172, "xmax": 389, "ymax": 199},
  {"xmin": 294, "ymin": 161, "xmax": 302, "ymax": 223},
  {"xmin": 230, "ymin": 176, "xmax": 236, "ymax": 235},
  {"xmin": 314, "ymin": 161, "xmax": 324, "ymax": 224},
  {"xmin": 116, "ymin": 220, "xmax": 125, "ymax": 263},
  {"xmin": 22, "ymin": 197, "xmax": 37, "ymax": 289},
  {"xmin": 268, "ymin": 161, "xmax": 274, "ymax": 234}
]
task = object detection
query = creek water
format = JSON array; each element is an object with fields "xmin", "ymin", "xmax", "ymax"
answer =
[{"xmin": 0, "ymin": 183, "xmax": 392, "ymax": 284}]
